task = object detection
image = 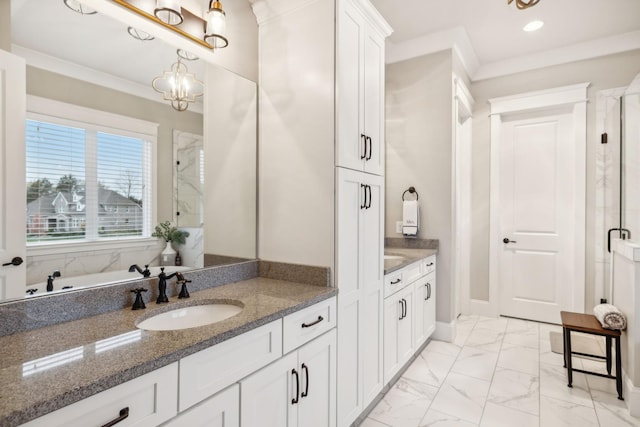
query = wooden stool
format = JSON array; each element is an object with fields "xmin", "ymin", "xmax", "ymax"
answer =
[{"xmin": 560, "ymin": 311, "xmax": 623, "ymax": 400}]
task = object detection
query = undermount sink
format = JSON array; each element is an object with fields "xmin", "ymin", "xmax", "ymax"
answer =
[
  {"xmin": 384, "ymin": 254, "xmax": 405, "ymax": 261},
  {"xmin": 136, "ymin": 303, "xmax": 243, "ymax": 331}
]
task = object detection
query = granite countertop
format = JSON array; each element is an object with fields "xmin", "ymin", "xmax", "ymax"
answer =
[
  {"xmin": 384, "ymin": 247, "xmax": 438, "ymax": 275},
  {"xmin": 0, "ymin": 277, "xmax": 337, "ymax": 426}
]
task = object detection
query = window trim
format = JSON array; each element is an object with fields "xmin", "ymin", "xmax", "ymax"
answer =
[{"xmin": 25, "ymin": 95, "xmax": 159, "ymax": 255}]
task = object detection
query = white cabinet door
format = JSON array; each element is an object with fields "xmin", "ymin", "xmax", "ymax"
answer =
[
  {"xmin": 240, "ymin": 352, "xmax": 298, "ymax": 427},
  {"xmin": 336, "ymin": 167, "xmax": 364, "ymax": 425},
  {"xmin": 240, "ymin": 331, "xmax": 336, "ymax": 427},
  {"xmin": 397, "ymin": 286, "xmax": 414, "ymax": 366},
  {"xmin": 337, "ymin": 0, "xmax": 365, "ymax": 173},
  {"xmin": 336, "ymin": 0, "xmax": 385, "ymax": 176},
  {"xmin": 413, "ymin": 276, "xmax": 427, "ymax": 348},
  {"xmin": 162, "ymin": 384, "xmax": 238, "ymax": 427},
  {"xmin": 383, "ymin": 285, "xmax": 414, "ymax": 384},
  {"xmin": 297, "ymin": 330, "xmax": 337, "ymax": 427},
  {"xmin": 361, "ymin": 26, "xmax": 385, "ymax": 175},
  {"xmin": 424, "ymin": 272, "xmax": 436, "ymax": 339},
  {"xmin": 0, "ymin": 50, "xmax": 26, "ymax": 300},
  {"xmin": 336, "ymin": 168, "xmax": 384, "ymax": 426},
  {"xmin": 360, "ymin": 173, "xmax": 384, "ymax": 405}
]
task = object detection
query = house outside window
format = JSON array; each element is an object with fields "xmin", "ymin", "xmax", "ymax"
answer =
[{"xmin": 26, "ymin": 96, "xmax": 157, "ymax": 246}]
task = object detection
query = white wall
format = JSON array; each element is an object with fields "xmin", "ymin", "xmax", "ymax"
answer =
[
  {"xmin": 470, "ymin": 49, "xmax": 640, "ymax": 309},
  {"xmin": 385, "ymin": 50, "xmax": 455, "ymax": 323},
  {"xmin": 204, "ymin": 65, "xmax": 257, "ymax": 259},
  {"xmin": 257, "ymin": 0, "xmax": 336, "ymax": 268}
]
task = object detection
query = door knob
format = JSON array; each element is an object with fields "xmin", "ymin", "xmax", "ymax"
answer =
[
  {"xmin": 502, "ymin": 238, "xmax": 517, "ymax": 244},
  {"xmin": 2, "ymin": 257, "xmax": 23, "ymax": 267}
]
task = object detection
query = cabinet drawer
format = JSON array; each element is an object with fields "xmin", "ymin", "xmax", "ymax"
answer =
[
  {"xmin": 179, "ymin": 320, "xmax": 282, "ymax": 412},
  {"xmin": 282, "ymin": 297, "xmax": 336, "ymax": 354},
  {"xmin": 383, "ymin": 270, "xmax": 403, "ymax": 298},
  {"xmin": 23, "ymin": 363, "xmax": 178, "ymax": 427},
  {"xmin": 422, "ymin": 256, "xmax": 436, "ymax": 275},
  {"xmin": 384, "ymin": 261, "xmax": 421, "ymax": 298},
  {"xmin": 403, "ymin": 261, "xmax": 422, "ymax": 284}
]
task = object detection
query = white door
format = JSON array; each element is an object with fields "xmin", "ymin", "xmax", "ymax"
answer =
[
  {"xmin": 0, "ymin": 50, "xmax": 26, "ymax": 300},
  {"xmin": 498, "ymin": 109, "xmax": 580, "ymax": 323}
]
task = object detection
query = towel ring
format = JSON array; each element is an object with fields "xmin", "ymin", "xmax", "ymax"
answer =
[{"xmin": 402, "ymin": 187, "xmax": 419, "ymax": 201}]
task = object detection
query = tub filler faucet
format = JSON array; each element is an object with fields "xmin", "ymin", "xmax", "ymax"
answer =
[
  {"xmin": 129, "ymin": 264, "xmax": 151, "ymax": 278},
  {"xmin": 46, "ymin": 270, "xmax": 61, "ymax": 292}
]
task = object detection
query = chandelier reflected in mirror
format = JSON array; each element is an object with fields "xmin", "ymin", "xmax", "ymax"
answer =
[
  {"xmin": 152, "ymin": 58, "xmax": 203, "ymax": 112},
  {"xmin": 508, "ymin": 0, "xmax": 540, "ymax": 9}
]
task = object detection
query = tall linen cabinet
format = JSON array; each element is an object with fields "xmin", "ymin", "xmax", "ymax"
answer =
[{"xmin": 251, "ymin": 0, "xmax": 391, "ymax": 426}]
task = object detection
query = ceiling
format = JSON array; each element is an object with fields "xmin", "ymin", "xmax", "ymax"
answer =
[
  {"xmin": 10, "ymin": 0, "xmax": 640, "ymax": 90},
  {"xmin": 370, "ymin": 0, "xmax": 640, "ymax": 80}
]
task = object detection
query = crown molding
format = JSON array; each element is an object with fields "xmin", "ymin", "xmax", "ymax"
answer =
[
  {"xmin": 386, "ymin": 26, "xmax": 479, "ymax": 77},
  {"xmin": 387, "ymin": 27, "xmax": 640, "ymax": 82},
  {"xmin": 475, "ymin": 30, "xmax": 640, "ymax": 81},
  {"xmin": 248, "ymin": 0, "xmax": 319, "ymax": 25}
]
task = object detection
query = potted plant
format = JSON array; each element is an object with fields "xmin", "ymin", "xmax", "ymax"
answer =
[{"xmin": 152, "ymin": 221, "xmax": 189, "ymax": 265}]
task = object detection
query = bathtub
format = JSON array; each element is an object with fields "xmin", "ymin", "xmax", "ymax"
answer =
[{"xmin": 27, "ymin": 266, "xmax": 193, "ymax": 296}]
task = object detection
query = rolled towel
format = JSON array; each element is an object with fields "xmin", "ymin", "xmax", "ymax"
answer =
[{"xmin": 593, "ymin": 304, "xmax": 627, "ymax": 330}]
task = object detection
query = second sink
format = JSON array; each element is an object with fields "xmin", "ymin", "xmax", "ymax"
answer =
[{"xmin": 137, "ymin": 303, "xmax": 243, "ymax": 331}]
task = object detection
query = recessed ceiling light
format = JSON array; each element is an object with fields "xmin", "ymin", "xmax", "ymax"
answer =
[{"xmin": 523, "ymin": 20, "xmax": 544, "ymax": 32}]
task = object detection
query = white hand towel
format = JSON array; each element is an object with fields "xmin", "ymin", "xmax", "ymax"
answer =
[
  {"xmin": 402, "ymin": 200, "xmax": 419, "ymax": 236},
  {"xmin": 593, "ymin": 303, "xmax": 627, "ymax": 330}
]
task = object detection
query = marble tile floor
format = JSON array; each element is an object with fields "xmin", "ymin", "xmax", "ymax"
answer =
[{"xmin": 361, "ymin": 315, "xmax": 639, "ymax": 427}]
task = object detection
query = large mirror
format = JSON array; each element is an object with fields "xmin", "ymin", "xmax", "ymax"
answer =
[{"xmin": 8, "ymin": 0, "xmax": 257, "ymax": 299}]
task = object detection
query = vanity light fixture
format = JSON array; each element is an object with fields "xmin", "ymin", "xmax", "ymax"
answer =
[
  {"xmin": 127, "ymin": 27, "xmax": 155, "ymax": 41},
  {"xmin": 523, "ymin": 20, "xmax": 544, "ymax": 32},
  {"xmin": 508, "ymin": 0, "xmax": 540, "ymax": 9},
  {"xmin": 204, "ymin": 0, "xmax": 229, "ymax": 48},
  {"xmin": 154, "ymin": 0, "xmax": 184, "ymax": 26},
  {"xmin": 63, "ymin": 0, "xmax": 98, "ymax": 15},
  {"xmin": 152, "ymin": 58, "xmax": 204, "ymax": 112}
]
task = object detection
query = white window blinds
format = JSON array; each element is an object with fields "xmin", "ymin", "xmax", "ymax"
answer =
[{"xmin": 26, "ymin": 101, "xmax": 155, "ymax": 245}]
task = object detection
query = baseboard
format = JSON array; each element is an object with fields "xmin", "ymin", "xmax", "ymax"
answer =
[
  {"xmin": 624, "ymin": 372, "xmax": 640, "ymax": 417},
  {"xmin": 467, "ymin": 298, "xmax": 497, "ymax": 317},
  {"xmin": 433, "ymin": 319, "xmax": 456, "ymax": 342}
]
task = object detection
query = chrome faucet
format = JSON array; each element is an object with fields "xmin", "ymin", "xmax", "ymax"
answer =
[
  {"xmin": 156, "ymin": 267, "xmax": 180, "ymax": 304},
  {"xmin": 129, "ymin": 264, "xmax": 151, "ymax": 278},
  {"xmin": 46, "ymin": 270, "xmax": 61, "ymax": 292}
]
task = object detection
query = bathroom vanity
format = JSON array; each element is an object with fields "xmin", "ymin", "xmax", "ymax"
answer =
[
  {"xmin": 382, "ymin": 249, "xmax": 437, "ymax": 384},
  {"xmin": 0, "ymin": 264, "xmax": 337, "ymax": 427}
]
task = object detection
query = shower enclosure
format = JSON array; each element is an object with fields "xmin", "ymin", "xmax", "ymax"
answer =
[
  {"xmin": 596, "ymin": 72, "xmax": 640, "ymax": 303},
  {"xmin": 602, "ymin": 71, "xmax": 640, "ymax": 415}
]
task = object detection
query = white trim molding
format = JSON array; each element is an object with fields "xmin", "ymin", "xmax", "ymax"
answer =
[
  {"xmin": 433, "ymin": 320, "xmax": 456, "ymax": 343},
  {"xmin": 487, "ymin": 83, "xmax": 589, "ymax": 319},
  {"xmin": 386, "ymin": 26, "xmax": 640, "ymax": 83},
  {"xmin": 624, "ymin": 373, "xmax": 640, "ymax": 418}
]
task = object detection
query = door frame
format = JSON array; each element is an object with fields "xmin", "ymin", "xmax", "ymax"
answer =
[{"xmin": 487, "ymin": 83, "xmax": 589, "ymax": 318}]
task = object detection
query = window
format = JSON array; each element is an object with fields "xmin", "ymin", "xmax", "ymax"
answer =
[{"xmin": 26, "ymin": 97, "xmax": 157, "ymax": 246}]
